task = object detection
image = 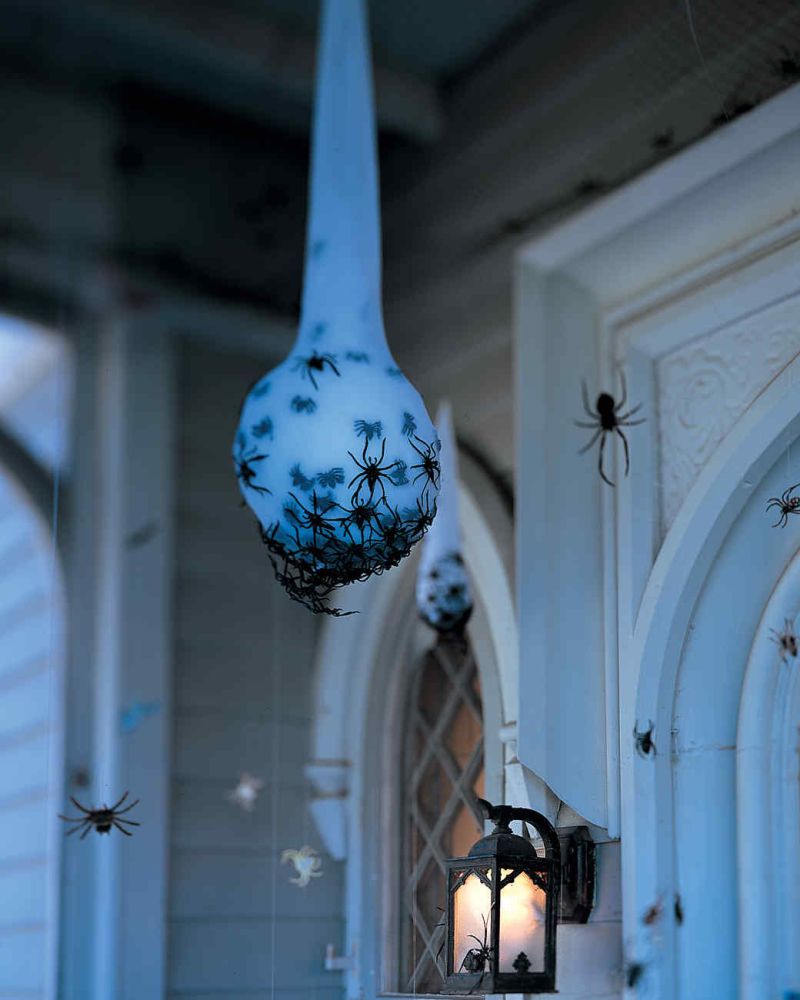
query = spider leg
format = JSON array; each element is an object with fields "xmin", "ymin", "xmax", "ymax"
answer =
[
  {"xmin": 578, "ymin": 428, "xmax": 602, "ymax": 454},
  {"xmin": 766, "ymin": 498, "xmax": 780, "ymax": 510},
  {"xmin": 69, "ymin": 796, "xmax": 93, "ymax": 815},
  {"xmin": 80, "ymin": 824, "xmax": 94, "ymax": 840},
  {"xmin": 377, "ymin": 437, "xmax": 386, "ymax": 464},
  {"xmin": 616, "ymin": 427, "xmax": 630, "ymax": 477},
  {"xmin": 617, "ymin": 402, "xmax": 643, "ymax": 420},
  {"xmin": 112, "ymin": 820, "xmax": 133, "ymax": 837},
  {"xmin": 598, "ymin": 433, "xmax": 615, "ymax": 487},
  {"xmin": 114, "ymin": 815, "xmax": 141, "ymax": 826},
  {"xmin": 617, "ymin": 368, "xmax": 628, "ymax": 409},
  {"xmin": 115, "ymin": 798, "xmax": 140, "ymax": 816},
  {"xmin": 618, "ymin": 416, "xmax": 647, "ymax": 427},
  {"xmin": 574, "ymin": 418, "xmax": 599, "ymax": 428},
  {"xmin": 307, "ymin": 368, "xmax": 318, "ymax": 391},
  {"xmin": 580, "ymin": 379, "xmax": 597, "ymax": 419},
  {"xmin": 63, "ymin": 820, "xmax": 89, "ymax": 836}
]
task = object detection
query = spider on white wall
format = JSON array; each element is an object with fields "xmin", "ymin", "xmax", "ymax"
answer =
[
  {"xmin": 58, "ymin": 791, "xmax": 140, "ymax": 839},
  {"xmin": 765, "ymin": 483, "xmax": 800, "ymax": 527},
  {"xmin": 575, "ymin": 372, "xmax": 645, "ymax": 486},
  {"xmin": 770, "ymin": 618, "xmax": 798, "ymax": 664}
]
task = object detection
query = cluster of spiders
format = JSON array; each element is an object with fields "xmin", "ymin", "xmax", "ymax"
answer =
[{"xmin": 250, "ymin": 429, "xmax": 440, "ymax": 614}]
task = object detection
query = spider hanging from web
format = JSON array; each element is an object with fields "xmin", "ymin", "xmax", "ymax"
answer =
[
  {"xmin": 575, "ymin": 371, "xmax": 645, "ymax": 486},
  {"xmin": 766, "ymin": 483, "xmax": 800, "ymax": 527},
  {"xmin": 59, "ymin": 791, "xmax": 140, "ymax": 839}
]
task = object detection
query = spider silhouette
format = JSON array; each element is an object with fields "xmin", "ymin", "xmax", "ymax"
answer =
[
  {"xmin": 293, "ymin": 351, "xmax": 340, "ymax": 390},
  {"xmin": 251, "ymin": 417, "xmax": 273, "ymax": 440},
  {"xmin": 576, "ymin": 372, "xmax": 645, "ymax": 486},
  {"xmin": 401, "ymin": 411, "xmax": 417, "ymax": 437},
  {"xmin": 404, "ymin": 494, "xmax": 437, "ymax": 540},
  {"xmin": 291, "ymin": 395, "xmax": 317, "ymax": 414},
  {"xmin": 316, "ymin": 467, "xmax": 345, "ymax": 489},
  {"xmin": 634, "ymin": 721, "xmax": 656, "ymax": 758},
  {"xmin": 290, "ymin": 464, "xmax": 315, "ymax": 491},
  {"xmin": 459, "ymin": 911, "xmax": 494, "ymax": 994},
  {"xmin": 409, "ymin": 436, "xmax": 441, "ymax": 490},
  {"xmin": 59, "ymin": 791, "xmax": 140, "ymax": 839},
  {"xmin": 348, "ymin": 438, "xmax": 400, "ymax": 502},
  {"xmin": 234, "ymin": 444, "xmax": 271, "ymax": 495},
  {"xmin": 354, "ymin": 419, "xmax": 383, "ymax": 441},
  {"xmin": 770, "ymin": 618, "xmax": 798, "ymax": 664},
  {"xmin": 766, "ymin": 483, "xmax": 800, "ymax": 527}
]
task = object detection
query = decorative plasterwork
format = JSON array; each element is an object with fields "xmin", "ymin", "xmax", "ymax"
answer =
[{"xmin": 657, "ymin": 302, "xmax": 800, "ymax": 533}]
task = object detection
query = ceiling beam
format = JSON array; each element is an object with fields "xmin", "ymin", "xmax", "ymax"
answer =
[{"xmin": 0, "ymin": 0, "xmax": 444, "ymax": 143}]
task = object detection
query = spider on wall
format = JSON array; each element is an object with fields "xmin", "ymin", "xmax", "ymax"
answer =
[
  {"xmin": 766, "ymin": 483, "xmax": 800, "ymax": 527},
  {"xmin": 770, "ymin": 618, "xmax": 798, "ymax": 664},
  {"xmin": 575, "ymin": 371, "xmax": 646, "ymax": 486},
  {"xmin": 58, "ymin": 791, "xmax": 140, "ymax": 839},
  {"xmin": 634, "ymin": 721, "xmax": 656, "ymax": 758}
]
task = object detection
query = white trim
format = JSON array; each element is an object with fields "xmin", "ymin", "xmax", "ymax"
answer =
[{"xmin": 737, "ymin": 556, "xmax": 800, "ymax": 998}]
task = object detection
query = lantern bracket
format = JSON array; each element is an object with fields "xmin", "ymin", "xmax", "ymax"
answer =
[{"xmin": 557, "ymin": 825, "xmax": 596, "ymax": 924}]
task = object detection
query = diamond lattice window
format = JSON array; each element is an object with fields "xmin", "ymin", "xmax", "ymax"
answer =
[{"xmin": 401, "ymin": 639, "xmax": 484, "ymax": 993}]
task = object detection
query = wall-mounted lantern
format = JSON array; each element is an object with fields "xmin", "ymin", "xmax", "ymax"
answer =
[{"xmin": 442, "ymin": 800, "xmax": 561, "ymax": 994}]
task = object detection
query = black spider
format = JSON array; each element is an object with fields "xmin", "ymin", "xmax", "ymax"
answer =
[
  {"xmin": 409, "ymin": 435, "xmax": 441, "ymax": 490},
  {"xmin": 293, "ymin": 351, "xmax": 340, "ymax": 390},
  {"xmin": 770, "ymin": 618, "xmax": 798, "ymax": 664},
  {"xmin": 459, "ymin": 912, "xmax": 494, "ymax": 994},
  {"xmin": 234, "ymin": 444, "xmax": 271, "ymax": 495},
  {"xmin": 341, "ymin": 498, "xmax": 382, "ymax": 542},
  {"xmin": 766, "ymin": 483, "xmax": 800, "ymax": 527},
  {"xmin": 348, "ymin": 438, "xmax": 401, "ymax": 503},
  {"xmin": 404, "ymin": 494, "xmax": 437, "ymax": 540},
  {"xmin": 576, "ymin": 371, "xmax": 646, "ymax": 486},
  {"xmin": 291, "ymin": 396, "xmax": 317, "ymax": 414},
  {"xmin": 634, "ymin": 721, "xmax": 656, "ymax": 758},
  {"xmin": 354, "ymin": 419, "xmax": 382, "ymax": 441},
  {"xmin": 59, "ymin": 791, "xmax": 140, "ymax": 839},
  {"xmin": 316, "ymin": 467, "xmax": 345, "ymax": 489},
  {"xmin": 286, "ymin": 491, "xmax": 342, "ymax": 544},
  {"xmin": 626, "ymin": 960, "xmax": 646, "ymax": 989}
]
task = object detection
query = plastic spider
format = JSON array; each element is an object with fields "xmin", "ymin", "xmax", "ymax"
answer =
[
  {"xmin": 409, "ymin": 435, "xmax": 441, "ymax": 490},
  {"xmin": 348, "ymin": 438, "xmax": 400, "ymax": 502},
  {"xmin": 234, "ymin": 443, "xmax": 271, "ymax": 495},
  {"xmin": 291, "ymin": 395, "xmax": 317, "ymax": 414},
  {"xmin": 292, "ymin": 351, "xmax": 340, "ymax": 390},
  {"xmin": 290, "ymin": 464, "xmax": 315, "ymax": 491},
  {"xmin": 341, "ymin": 498, "xmax": 382, "ymax": 542},
  {"xmin": 402, "ymin": 411, "xmax": 417, "ymax": 437},
  {"xmin": 634, "ymin": 721, "xmax": 656, "ymax": 758},
  {"xmin": 766, "ymin": 483, "xmax": 800, "ymax": 527},
  {"xmin": 459, "ymin": 912, "xmax": 494, "ymax": 994},
  {"xmin": 770, "ymin": 618, "xmax": 798, "ymax": 664},
  {"xmin": 286, "ymin": 491, "xmax": 342, "ymax": 543},
  {"xmin": 575, "ymin": 371, "xmax": 645, "ymax": 486},
  {"xmin": 404, "ymin": 494, "xmax": 437, "ymax": 541},
  {"xmin": 59, "ymin": 791, "xmax": 140, "ymax": 839}
]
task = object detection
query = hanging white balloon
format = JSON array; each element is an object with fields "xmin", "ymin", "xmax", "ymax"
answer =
[
  {"xmin": 416, "ymin": 402, "xmax": 473, "ymax": 634},
  {"xmin": 233, "ymin": 0, "xmax": 440, "ymax": 614}
]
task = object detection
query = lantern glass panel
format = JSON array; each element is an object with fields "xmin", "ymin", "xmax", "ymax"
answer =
[
  {"xmin": 498, "ymin": 869, "xmax": 547, "ymax": 973},
  {"xmin": 453, "ymin": 870, "xmax": 492, "ymax": 973}
]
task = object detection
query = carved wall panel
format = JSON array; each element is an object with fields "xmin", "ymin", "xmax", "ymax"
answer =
[{"xmin": 657, "ymin": 299, "xmax": 800, "ymax": 534}]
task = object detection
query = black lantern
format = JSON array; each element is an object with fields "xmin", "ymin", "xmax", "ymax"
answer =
[{"xmin": 441, "ymin": 799, "xmax": 561, "ymax": 994}]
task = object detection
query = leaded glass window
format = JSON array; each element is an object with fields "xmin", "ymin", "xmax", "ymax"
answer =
[{"xmin": 401, "ymin": 639, "xmax": 484, "ymax": 993}]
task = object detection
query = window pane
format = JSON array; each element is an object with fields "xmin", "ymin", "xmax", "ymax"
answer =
[{"xmin": 401, "ymin": 639, "xmax": 483, "ymax": 993}]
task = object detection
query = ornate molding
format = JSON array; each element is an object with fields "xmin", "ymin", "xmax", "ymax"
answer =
[{"xmin": 658, "ymin": 306, "xmax": 800, "ymax": 533}]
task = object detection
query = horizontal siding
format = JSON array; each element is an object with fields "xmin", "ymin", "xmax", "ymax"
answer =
[
  {"xmin": 0, "ymin": 466, "xmax": 61, "ymax": 1000},
  {"xmin": 167, "ymin": 345, "xmax": 343, "ymax": 998}
]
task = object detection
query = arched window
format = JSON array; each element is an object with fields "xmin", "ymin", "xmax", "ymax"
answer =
[{"xmin": 400, "ymin": 637, "xmax": 485, "ymax": 993}]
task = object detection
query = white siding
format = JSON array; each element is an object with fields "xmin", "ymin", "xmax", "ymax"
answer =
[
  {"xmin": 167, "ymin": 343, "xmax": 344, "ymax": 1000},
  {"xmin": 0, "ymin": 470, "xmax": 62, "ymax": 1000}
]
